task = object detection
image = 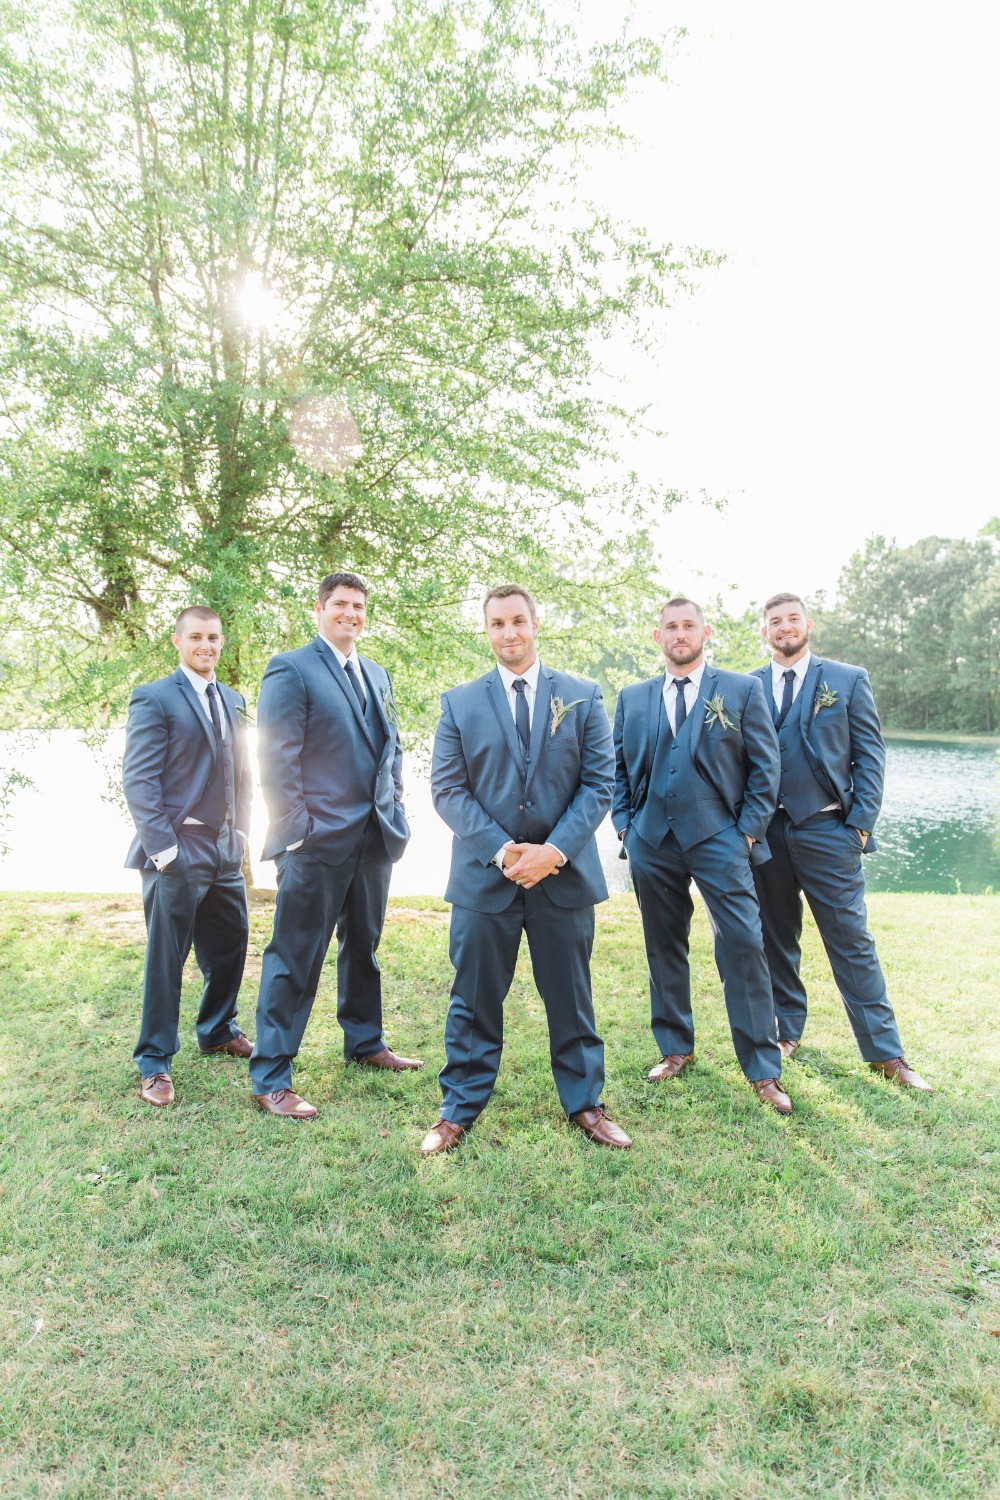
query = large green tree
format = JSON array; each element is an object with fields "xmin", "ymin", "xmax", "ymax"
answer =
[{"xmin": 0, "ymin": 0, "xmax": 700, "ymax": 727}]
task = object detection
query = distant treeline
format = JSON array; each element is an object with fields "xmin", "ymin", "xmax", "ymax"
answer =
[{"xmin": 811, "ymin": 529, "xmax": 1000, "ymax": 735}]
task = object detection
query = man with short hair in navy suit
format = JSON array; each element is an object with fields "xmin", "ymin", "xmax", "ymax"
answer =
[
  {"xmin": 614, "ymin": 598, "xmax": 793, "ymax": 1112},
  {"xmin": 751, "ymin": 592, "xmax": 931, "ymax": 1091},
  {"xmin": 250, "ymin": 571, "xmax": 420, "ymax": 1120},
  {"xmin": 421, "ymin": 584, "xmax": 632, "ymax": 1154},
  {"xmin": 123, "ymin": 606, "xmax": 254, "ymax": 1107}
]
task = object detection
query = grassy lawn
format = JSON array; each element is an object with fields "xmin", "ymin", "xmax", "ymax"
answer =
[{"xmin": 0, "ymin": 890, "xmax": 997, "ymax": 1499}]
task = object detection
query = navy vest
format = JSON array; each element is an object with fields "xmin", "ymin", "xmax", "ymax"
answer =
[
  {"xmin": 775, "ymin": 684, "xmax": 840, "ymax": 824},
  {"xmin": 191, "ymin": 700, "xmax": 237, "ymax": 831},
  {"xmin": 634, "ymin": 692, "xmax": 731, "ymax": 850}
]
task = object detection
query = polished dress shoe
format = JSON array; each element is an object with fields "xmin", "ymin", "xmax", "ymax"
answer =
[
  {"xmin": 869, "ymin": 1057, "xmax": 933, "ymax": 1092},
  {"xmin": 420, "ymin": 1119, "xmax": 466, "ymax": 1156},
  {"xmin": 253, "ymin": 1088, "xmax": 318, "ymax": 1119},
  {"xmin": 139, "ymin": 1073, "xmax": 174, "ymax": 1107},
  {"xmin": 353, "ymin": 1046, "xmax": 423, "ymax": 1071},
  {"xmin": 200, "ymin": 1032, "xmax": 253, "ymax": 1058},
  {"xmin": 749, "ymin": 1077, "xmax": 793, "ymax": 1114},
  {"xmin": 778, "ymin": 1038, "xmax": 801, "ymax": 1061},
  {"xmin": 648, "ymin": 1053, "xmax": 694, "ymax": 1082},
  {"xmin": 570, "ymin": 1106, "xmax": 633, "ymax": 1148}
]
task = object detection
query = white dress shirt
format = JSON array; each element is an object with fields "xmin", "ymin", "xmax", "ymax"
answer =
[
  {"xmin": 662, "ymin": 660, "xmax": 707, "ymax": 733},
  {"xmin": 322, "ymin": 636, "xmax": 366, "ymax": 705},
  {"xmin": 491, "ymin": 658, "xmax": 564, "ymax": 868}
]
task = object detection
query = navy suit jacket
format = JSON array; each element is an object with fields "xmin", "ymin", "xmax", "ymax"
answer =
[
  {"xmin": 752, "ymin": 655, "xmax": 885, "ymax": 846},
  {"xmin": 256, "ymin": 636, "xmax": 408, "ymax": 864},
  {"xmin": 613, "ymin": 666, "xmax": 779, "ymax": 864},
  {"xmin": 431, "ymin": 663, "xmax": 614, "ymax": 912},
  {"xmin": 122, "ymin": 669, "xmax": 252, "ymax": 870}
]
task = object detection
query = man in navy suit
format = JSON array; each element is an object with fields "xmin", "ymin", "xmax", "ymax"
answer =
[
  {"xmin": 250, "ymin": 571, "xmax": 420, "ymax": 1119},
  {"xmin": 123, "ymin": 606, "xmax": 253, "ymax": 1107},
  {"xmin": 421, "ymin": 584, "xmax": 632, "ymax": 1154},
  {"xmin": 751, "ymin": 592, "xmax": 931, "ymax": 1090},
  {"xmin": 614, "ymin": 598, "xmax": 792, "ymax": 1112}
]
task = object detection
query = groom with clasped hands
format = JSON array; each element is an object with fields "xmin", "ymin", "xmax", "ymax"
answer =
[
  {"xmin": 613, "ymin": 598, "xmax": 792, "ymax": 1112},
  {"xmin": 420, "ymin": 583, "xmax": 633, "ymax": 1154},
  {"xmin": 751, "ymin": 592, "xmax": 931, "ymax": 1090}
]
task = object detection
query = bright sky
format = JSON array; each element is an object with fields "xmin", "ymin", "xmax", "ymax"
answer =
[{"xmin": 572, "ymin": 0, "xmax": 1000, "ymax": 608}]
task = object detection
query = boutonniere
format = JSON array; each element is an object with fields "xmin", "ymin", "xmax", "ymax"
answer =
[
  {"xmin": 381, "ymin": 687, "xmax": 397, "ymax": 725},
  {"xmin": 813, "ymin": 683, "xmax": 838, "ymax": 717},
  {"xmin": 550, "ymin": 695, "xmax": 585, "ymax": 736},
  {"xmin": 703, "ymin": 693, "xmax": 736, "ymax": 731},
  {"xmin": 234, "ymin": 704, "xmax": 256, "ymax": 728}
]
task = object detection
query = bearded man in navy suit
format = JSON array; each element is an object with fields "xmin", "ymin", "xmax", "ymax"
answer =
[
  {"xmin": 123, "ymin": 606, "xmax": 254, "ymax": 1107},
  {"xmin": 751, "ymin": 592, "xmax": 931, "ymax": 1091},
  {"xmin": 614, "ymin": 598, "xmax": 792, "ymax": 1112},
  {"xmin": 420, "ymin": 584, "xmax": 633, "ymax": 1154},
  {"xmin": 250, "ymin": 571, "xmax": 420, "ymax": 1120}
]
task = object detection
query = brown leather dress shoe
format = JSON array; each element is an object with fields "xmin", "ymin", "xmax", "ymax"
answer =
[
  {"xmin": 778, "ymin": 1038, "xmax": 801, "ymax": 1060},
  {"xmin": 570, "ymin": 1106, "xmax": 633, "ymax": 1148},
  {"xmin": 353, "ymin": 1046, "xmax": 424, "ymax": 1071},
  {"xmin": 200, "ymin": 1032, "xmax": 253, "ymax": 1058},
  {"xmin": 648, "ymin": 1053, "xmax": 694, "ymax": 1082},
  {"xmin": 869, "ymin": 1057, "xmax": 933, "ymax": 1092},
  {"xmin": 139, "ymin": 1073, "xmax": 174, "ymax": 1107},
  {"xmin": 252, "ymin": 1089, "xmax": 318, "ymax": 1119},
  {"xmin": 420, "ymin": 1119, "xmax": 466, "ymax": 1155},
  {"xmin": 750, "ymin": 1077, "xmax": 793, "ymax": 1114}
]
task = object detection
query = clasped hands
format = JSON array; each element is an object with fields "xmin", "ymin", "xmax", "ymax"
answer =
[{"xmin": 502, "ymin": 842, "xmax": 560, "ymax": 889}]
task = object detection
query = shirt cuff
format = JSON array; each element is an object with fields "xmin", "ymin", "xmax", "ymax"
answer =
[
  {"xmin": 152, "ymin": 845, "xmax": 178, "ymax": 870},
  {"xmin": 286, "ymin": 839, "xmax": 304, "ymax": 852},
  {"xmin": 550, "ymin": 845, "xmax": 567, "ymax": 867},
  {"xmin": 491, "ymin": 842, "xmax": 513, "ymax": 868}
]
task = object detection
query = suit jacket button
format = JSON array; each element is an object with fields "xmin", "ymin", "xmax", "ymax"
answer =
[
  {"xmin": 519, "ymin": 804, "xmax": 525, "ymax": 810},
  {"xmin": 526, "ymin": 800, "xmax": 533, "ymax": 808}
]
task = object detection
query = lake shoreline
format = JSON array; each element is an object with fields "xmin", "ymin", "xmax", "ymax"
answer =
[{"xmin": 883, "ymin": 728, "xmax": 1000, "ymax": 747}]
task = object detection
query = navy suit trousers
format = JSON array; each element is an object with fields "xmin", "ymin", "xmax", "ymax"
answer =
[
  {"xmin": 250, "ymin": 818, "xmax": 392, "ymax": 1093},
  {"xmin": 439, "ymin": 890, "xmax": 605, "ymax": 1126},
  {"xmin": 626, "ymin": 824, "xmax": 781, "ymax": 1079},
  {"xmin": 134, "ymin": 825, "xmax": 249, "ymax": 1076},
  {"xmin": 752, "ymin": 810, "xmax": 903, "ymax": 1061}
]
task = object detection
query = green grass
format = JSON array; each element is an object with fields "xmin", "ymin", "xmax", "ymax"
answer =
[{"xmin": 0, "ymin": 891, "xmax": 997, "ymax": 1499}]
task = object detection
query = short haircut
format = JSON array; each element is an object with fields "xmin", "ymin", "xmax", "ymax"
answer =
[
  {"xmin": 318, "ymin": 570, "xmax": 369, "ymax": 606},
  {"xmin": 174, "ymin": 605, "xmax": 222, "ymax": 633},
  {"xmin": 483, "ymin": 583, "xmax": 539, "ymax": 620},
  {"xmin": 659, "ymin": 596, "xmax": 704, "ymax": 623},
  {"xmin": 762, "ymin": 592, "xmax": 808, "ymax": 616}
]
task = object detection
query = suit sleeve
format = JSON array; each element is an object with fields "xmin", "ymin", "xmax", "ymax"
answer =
[
  {"xmin": 431, "ymin": 695, "xmax": 514, "ymax": 866},
  {"xmin": 735, "ymin": 676, "xmax": 780, "ymax": 842},
  {"xmin": 256, "ymin": 656, "xmax": 311, "ymax": 847},
  {"xmin": 545, "ymin": 686, "xmax": 615, "ymax": 860},
  {"xmin": 611, "ymin": 690, "xmax": 631, "ymax": 834},
  {"xmin": 846, "ymin": 670, "xmax": 885, "ymax": 830},
  {"xmin": 122, "ymin": 686, "xmax": 177, "ymax": 857},
  {"xmin": 234, "ymin": 691, "xmax": 253, "ymax": 835}
]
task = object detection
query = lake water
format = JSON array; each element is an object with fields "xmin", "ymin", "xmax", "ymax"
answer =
[{"xmin": 0, "ymin": 732, "xmax": 997, "ymax": 896}]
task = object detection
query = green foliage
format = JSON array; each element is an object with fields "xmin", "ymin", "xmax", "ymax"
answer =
[
  {"xmin": 0, "ymin": 0, "xmax": 704, "ymax": 728},
  {"xmin": 812, "ymin": 531, "xmax": 1000, "ymax": 733}
]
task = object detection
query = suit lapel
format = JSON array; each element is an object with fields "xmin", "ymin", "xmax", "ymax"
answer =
[
  {"xmin": 523, "ymin": 665, "xmax": 553, "ymax": 797},
  {"xmin": 313, "ymin": 637, "xmax": 375, "ymax": 751},
  {"xmin": 645, "ymin": 676, "xmax": 663, "ymax": 788},
  {"xmin": 174, "ymin": 670, "xmax": 217, "ymax": 759},
  {"xmin": 800, "ymin": 656, "xmax": 825, "ymax": 741},
  {"xmin": 485, "ymin": 668, "xmax": 526, "ymax": 776},
  {"xmin": 689, "ymin": 665, "xmax": 715, "ymax": 760}
]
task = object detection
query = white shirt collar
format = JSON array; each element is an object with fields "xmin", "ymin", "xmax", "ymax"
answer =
[
  {"xmin": 771, "ymin": 649, "xmax": 811, "ymax": 685},
  {"xmin": 497, "ymin": 657, "xmax": 542, "ymax": 695},
  {"xmin": 663, "ymin": 659, "xmax": 707, "ymax": 695},
  {"xmin": 319, "ymin": 636, "xmax": 362, "ymax": 671},
  {"xmin": 179, "ymin": 663, "xmax": 215, "ymax": 696}
]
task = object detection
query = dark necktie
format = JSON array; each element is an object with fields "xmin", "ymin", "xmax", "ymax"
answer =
[
  {"xmin": 673, "ymin": 676, "xmax": 691, "ymax": 733},
  {"xmin": 775, "ymin": 668, "xmax": 795, "ymax": 729},
  {"xmin": 205, "ymin": 681, "xmax": 224, "ymax": 742},
  {"xmin": 512, "ymin": 678, "xmax": 530, "ymax": 753},
  {"xmin": 344, "ymin": 659, "xmax": 366, "ymax": 709}
]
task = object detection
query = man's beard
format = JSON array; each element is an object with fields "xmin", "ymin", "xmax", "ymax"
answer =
[{"xmin": 774, "ymin": 634, "xmax": 808, "ymax": 658}]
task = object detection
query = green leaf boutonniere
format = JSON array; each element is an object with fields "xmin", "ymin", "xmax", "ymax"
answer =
[
  {"xmin": 382, "ymin": 688, "xmax": 398, "ymax": 725},
  {"xmin": 703, "ymin": 693, "xmax": 736, "ymax": 731},
  {"xmin": 813, "ymin": 683, "xmax": 838, "ymax": 717},
  {"xmin": 550, "ymin": 695, "xmax": 585, "ymax": 736},
  {"xmin": 235, "ymin": 704, "xmax": 256, "ymax": 729}
]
